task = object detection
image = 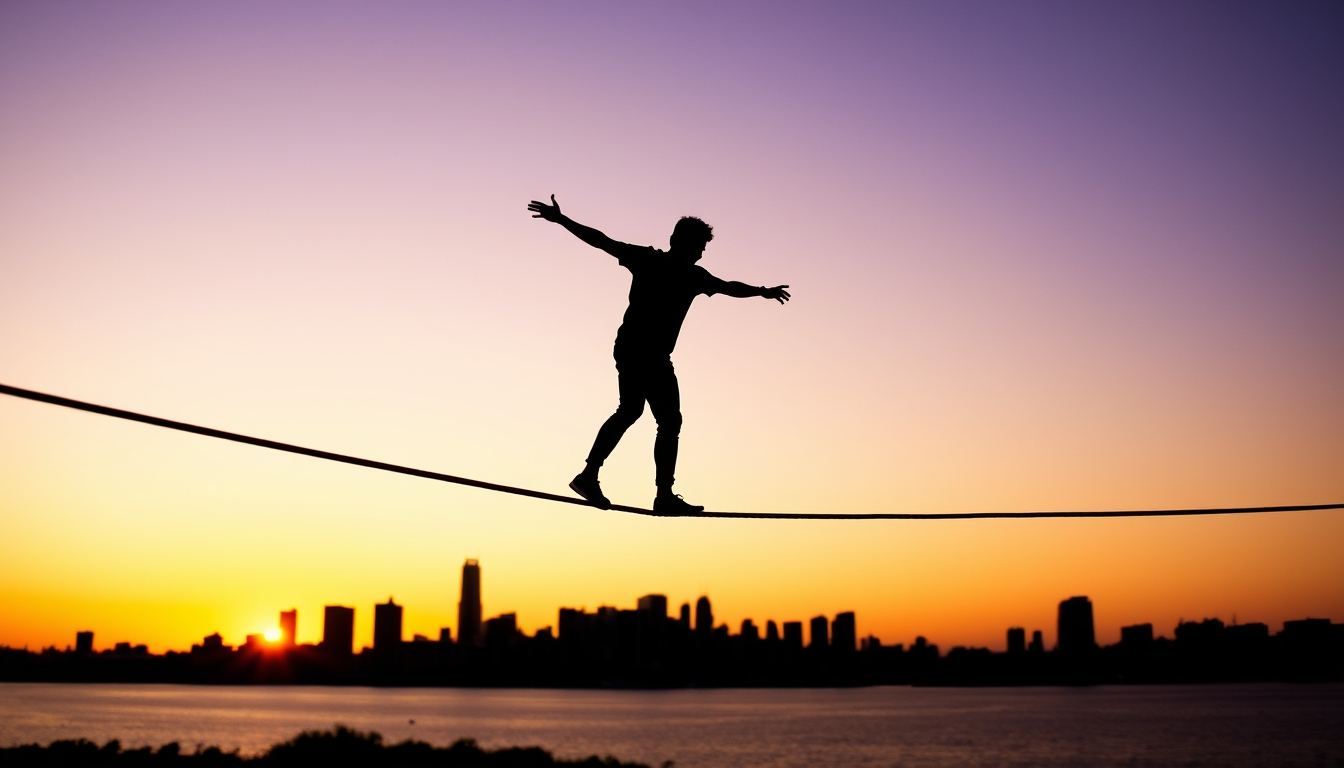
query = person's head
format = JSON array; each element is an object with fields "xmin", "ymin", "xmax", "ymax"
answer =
[{"xmin": 669, "ymin": 216, "xmax": 714, "ymax": 260}]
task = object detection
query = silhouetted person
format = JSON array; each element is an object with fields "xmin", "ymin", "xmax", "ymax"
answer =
[{"xmin": 528, "ymin": 195, "xmax": 790, "ymax": 515}]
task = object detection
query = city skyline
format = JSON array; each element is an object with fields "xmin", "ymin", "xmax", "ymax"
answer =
[
  {"xmin": 1, "ymin": 3, "xmax": 1340, "ymax": 655},
  {"xmin": 30, "ymin": 561, "xmax": 1335, "ymax": 658}
]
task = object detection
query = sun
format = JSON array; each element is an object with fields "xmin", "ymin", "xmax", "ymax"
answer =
[{"xmin": 263, "ymin": 628, "xmax": 281, "ymax": 643}]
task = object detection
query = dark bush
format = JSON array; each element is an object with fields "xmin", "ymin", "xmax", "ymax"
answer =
[{"xmin": 0, "ymin": 727, "xmax": 652, "ymax": 767}]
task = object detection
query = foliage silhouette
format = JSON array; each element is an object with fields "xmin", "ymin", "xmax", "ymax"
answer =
[{"xmin": 0, "ymin": 725, "xmax": 654, "ymax": 767}]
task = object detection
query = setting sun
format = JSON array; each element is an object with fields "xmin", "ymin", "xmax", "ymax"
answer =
[{"xmin": 0, "ymin": 3, "xmax": 1340, "ymax": 766}]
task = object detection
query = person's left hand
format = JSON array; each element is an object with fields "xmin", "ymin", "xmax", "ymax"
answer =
[{"xmin": 762, "ymin": 285, "xmax": 791, "ymax": 304}]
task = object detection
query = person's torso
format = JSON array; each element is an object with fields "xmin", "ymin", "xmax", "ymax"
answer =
[{"xmin": 614, "ymin": 249, "xmax": 712, "ymax": 359}]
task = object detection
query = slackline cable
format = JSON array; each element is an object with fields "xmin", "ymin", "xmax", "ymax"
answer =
[{"xmin": 2, "ymin": 382, "xmax": 1340, "ymax": 520}]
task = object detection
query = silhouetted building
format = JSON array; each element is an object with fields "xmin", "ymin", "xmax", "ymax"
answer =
[
  {"xmin": 374, "ymin": 598, "xmax": 404, "ymax": 652},
  {"xmin": 1282, "ymin": 618, "xmax": 1331, "ymax": 640},
  {"xmin": 192, "ymin": 632, "xmax": 227, "ymax": 653},
  {"xmin": 740, "ymin": 619, "xmax": 759, "ymax": 641},
  {"xmin": 910, "ymin": 635, "xmax": 939, "ymax": 660},
  {"xmin": 860, "ymin": 635, "xmax": 883, "ymax": 651},
  {"xmin": 1225, "ymin": 622, "xmax": 1268, "ymax": 647},
  {"xmin": 1121, "ymin": 623, "xmax": 1153, "ymax": 648},
  {"xmin": 279, "ymin": 609, "xmax": 297, "ymax": 647},
  {"xmin": 832, "ymin": 612, "xmax": 856, "ymax": 653},
  {"xmin": 6, "ymin": 596, "xmax": 1342, "ymax": 688},
  {"xmin": 695, "ymin": 596, "xmax": 713, "ymax": 634},
  {"xmin": 458, "ymin": 560, "xmax": 483, "ymax": 647},
  {"xmin": 1057, "ymin": 597, "xmax": 1096, "ymax": 653},
  {"xmin": 1175, "ymin": 618, "xmax": 1223, "ymax": 651},
  {"xmin": 809, "ymin": 616, "xmax": 828, "ymax": 649},
  {"xmin": 637, "ymin": 594, "xmax": 668, "ymax": 620},
  {"xmin": 1029, "ymin": 630, "xmax": 1044, "ymax": 653},
  {"xmin": 322, "ymin": 605, "xmax": 355, "ymax": 655},
  {"xmin": 439, "ymin": 627, "xmax": 453, "ymax": 644},
  {"xmin": 1226, "ymin": 622, "xmax": 1268, "ymax": 640},
  {"xmin": 558, "ymin": 608, "xmax": 589, "ymax": 644},
  {"xmin": 484, "ymin": 613, "xmax": 518, "ymax": 647},
  {"xmin": 636, "ymin": 594, "xmax": 669, "ymax": 664},
  {"xmin": 678, "ymin": 602, "xmax": 691, "ymax": 630},
  {"xmin": 1278, "ymin": 619, "xmax": 1335, "ymax": 681}
]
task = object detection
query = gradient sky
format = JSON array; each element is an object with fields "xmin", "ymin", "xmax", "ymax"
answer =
[{"xmin": 2, "ymin": 1, "xmax": 1341, "ymax": 654}]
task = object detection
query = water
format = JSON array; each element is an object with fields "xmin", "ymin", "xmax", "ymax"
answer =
[{"xmin": 1, "ymin": 683, "xmax": 1340, "ymax": 767}]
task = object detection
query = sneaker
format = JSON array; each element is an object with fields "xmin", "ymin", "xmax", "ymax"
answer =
[
  {"xmin": 653, "ymin": 492, "xmax": 705, "ymax": 516},
  {"xmin": 569, "ymin": 473, "xmax": 611, "ymax": 510}
]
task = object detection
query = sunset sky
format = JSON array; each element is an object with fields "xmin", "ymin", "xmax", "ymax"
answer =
[{"xmin": 2, "ymin": 1, "xmax": 1341, "ymax": 654}]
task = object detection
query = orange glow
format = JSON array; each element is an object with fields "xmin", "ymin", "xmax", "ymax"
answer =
[{"xmin": 0, "ymin": 4, "xmax": 1339, "ymax": 656}]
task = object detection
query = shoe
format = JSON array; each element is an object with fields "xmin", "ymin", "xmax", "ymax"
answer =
[
  {"xmin": 653, "ymin": 492, "xmax": 705, "ymax": 516},
  {"xmin": 569, "ymin": 474, "xmax": 611, "ymax": 510}
]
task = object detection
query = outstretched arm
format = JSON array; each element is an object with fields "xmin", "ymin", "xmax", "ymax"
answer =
[
  {"xmin": 718, "ymin": 281, "xmax": 791, "ymax": 304},
  {"xmin": 527, "ymin": 195, "xmax": 622, "ymax": 256}
]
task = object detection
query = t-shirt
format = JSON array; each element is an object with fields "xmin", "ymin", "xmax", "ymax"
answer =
[{"xmin": 610, "ymin": 241, "xmax": 728, "ymax": 360}]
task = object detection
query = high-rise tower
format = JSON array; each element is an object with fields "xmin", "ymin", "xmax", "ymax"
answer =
[
  {"xmin": 694, "ymin": 596, "xmax": 713, "ymax": 634},
  {"xmin": 809, "ymin": 615, "xmax": 829, "ymax": 649},
  {"xmin": 279, "ymin": 609, "xmax": 297, "ymax": 647},
  {"xmin": 374, "ymin": 598, "xmax": 403, "ymax": 652},
  {"xmin": 1057, "ymin": 596, "xmax": 1096, "ymax": 653},
  {"xmin": 831, "ymin": 612, "xmax": 856, "ymax": 653},
  {"xmin": 1007, "ymin": 627, "xmax": 1026, "ymax": 654},
  {"xmin": 321, "ymin": 605, "xmax": 355, "ymax": 655},
  {"xmin": 458, "ymin": 559, "xmax": 483, "ymax": 646}
]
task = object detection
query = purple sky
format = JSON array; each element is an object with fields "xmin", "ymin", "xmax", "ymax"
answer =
[{"xmin": 1, "ymin": 1, "xmax": 1340, "ymax": 650}]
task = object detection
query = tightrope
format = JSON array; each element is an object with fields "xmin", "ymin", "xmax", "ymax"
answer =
[{"xmin": 2, "ymin": 382, "xmax": 1339, "ymax": 520}]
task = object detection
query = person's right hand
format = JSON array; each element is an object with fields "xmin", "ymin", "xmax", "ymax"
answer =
[{"xmin": 527, "ymin": 194, "xmax": 563, "ymax": 222}]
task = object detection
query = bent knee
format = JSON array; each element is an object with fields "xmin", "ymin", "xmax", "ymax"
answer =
[
  {"xmin": 613, "ymin": 402, "xmax": 645, "ymax": 423},
  {"xmin": 655, "ymin": 411, "xmax": 683, "ymax": 433}
]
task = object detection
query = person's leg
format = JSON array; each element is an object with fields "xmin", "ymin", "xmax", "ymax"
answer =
[
  {"xmin": 645, "ymin": 360, "xmax": 702, "ymax": 514},
  {"xmin": 572, "ymin": 365, "xmax": 646, "ymax": 509},
  {"xmin": 581, "ymin": 362, "xmax": 646, "ymax": 478},
  {"xmin": 644, "ymin": 358, "xmax": 682, "ymax": 493}
]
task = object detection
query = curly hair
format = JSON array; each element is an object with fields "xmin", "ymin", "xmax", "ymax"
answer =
[{"xmin": 673, "ymin": 216, "xmax": 714, "ymax": 245}]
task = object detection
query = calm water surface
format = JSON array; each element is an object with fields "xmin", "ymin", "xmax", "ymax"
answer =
[{"xmin": 2, "ymin": 683, "xmax": 1341, "ymax": 767}]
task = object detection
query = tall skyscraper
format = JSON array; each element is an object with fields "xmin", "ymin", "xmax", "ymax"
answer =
[
  {"xmin": 1057, "ymin": 596, "xmax": 1096, "ymax": 653},
  {"xmin": 832, "ymin": 612, "xmax": 856, "ymax": 653},
  {"xmin": 374, "ymin": 597, "xmax": 404, "ymax": 652},
  {"xmin": 782, "ymin": 621, "xmax": 804, "ymax": 649},
  {"xmin": 75, "ymin": 631, "xmax": 93, "ymax": 654},
  {"xmin": 678, "ymin": 602, "xmax": 692, "ymax": 630},
  {"xmin": 1007, "ymin": 627, "xmax": 1026, "ymax": 654},
  {"xmin": 458, "ymin": 559, "xmax": 483, "ymax": 647},
  {"xmin": 809, "ymin": 615, "xmax": 829, "ymax": 649},
  {"xmin": 695, "ymin": 596, "xmax": 713, "ymax": 634},
  {"xmin": 279, "ymin": 609, "xmax": 297, "ymax": 647},
  {"xmin": 321, "ymin": 605, "xmax": 355, "ymax": 655},
  {"xmin": 636, "ymin": 594, "xmax": 669, "ymax": 663}
]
